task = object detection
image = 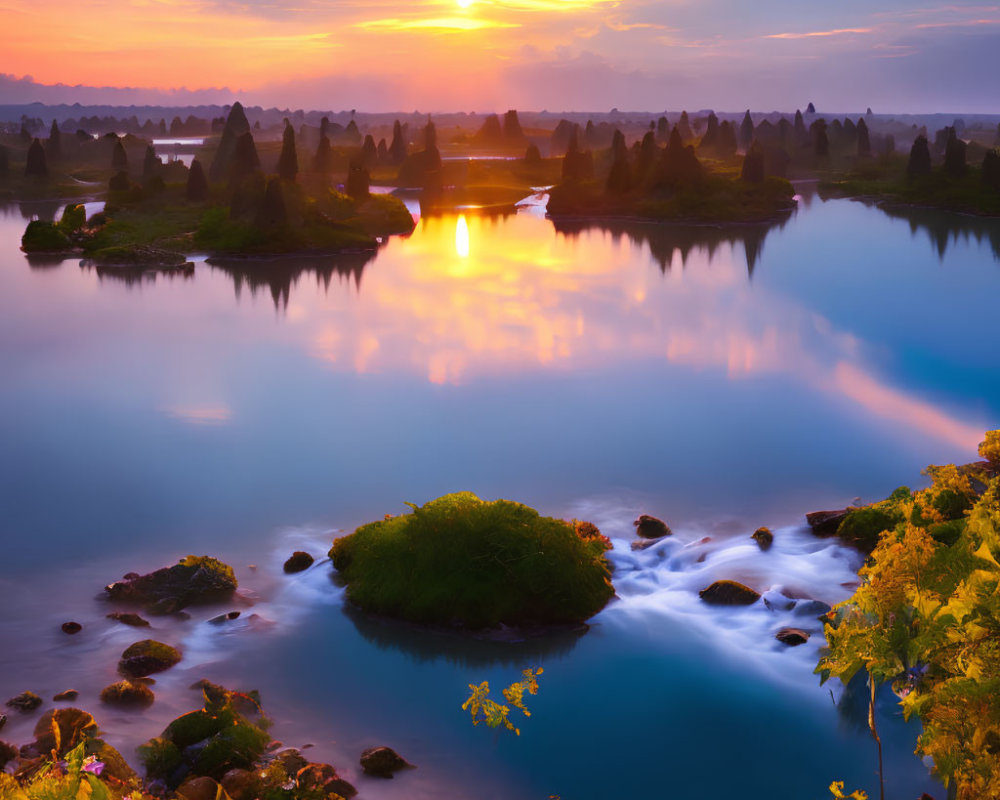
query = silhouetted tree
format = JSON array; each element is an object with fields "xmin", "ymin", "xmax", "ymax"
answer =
[
  {"xmin": 389, "ymin": 120, "xmax": 407, "ymax": 164},
  {"xmin": 637, "ymin": 130, "xmax": 659, "ymax": 180},
  {"xmin": 810, "ymin": 119, "xmax": 829, "ymax": 158},
  {"xmin": 561, "ymin": 126, "xmax": 593, "ymax": 182},
  {"xmin": 677, "ymin": 111, "xmax": 693, "ymax": 141},
  {"xmin": 313, "ymin": 135, "xmax": 333, "ymax": 174},
  {"xmin": 658, "ymin": 126, "xmax": 703, "ymax": 186},
  {"xmin": 982, "ymin": 149, "xmax": 1000, "ymax": 191},
  {"xmin": 360, "ymin": 134, "xmax": 378, "ymax": 167},
  {"xmin": 857, "ymin": 118, "xmax": 872, "ymax": 158},
  {"xmin": 793, "ymin": 109, "xmax": 807, "ymax": 145},
  {"xmin": 158, "ymin": 119, "xmax": 167, "ymax": 136},
  {"xmin": 944, "ymin": 127, "xmax": 967, "ymax": 177},
  {"xmin": 186, "ymin": 158, "xmax": 209, "ymax": 202},
  {"xmin": 933, "ymin": 126, "xmax": 951, "ymax": 155},
  {"xmin": 277, "ymin": 121, "xmax": 298, "ymax": 181},
  {"xmin": 524, "ymin": 144, "xmax": 542, "ymax": 166},
  {"xmin": 422, "ymin": 118, "xmax": 441, "ymax": 172},
  {"xmin": 739, "ymin": 110, "xmax": 754, "ymax": 150},
  {"xmin": 376, "ymin": 138, "xmax": 388, "ymax": 163},
  {"xmin": 210, "ymin": 102, "xmax": 251, "ymax": 182},
  {"xmin": 806, "ymin": 102, "xmax": 816, "ymax": 114},
  {"xmin": 0, "ymin": 145, "xmax": 8, "ymax": 179},
  {"xmin": 476, "ymin": 114, "xmax": 502, "ymax": 143},
  {"xmin": 109, "ymin": 171, "xmax": 130, "ymax": 191},
  {"xmin": 142, "ymin": 145, "xmax": 161, "ymax": 180},
  {"xmin": 741, "ymin": 141, "xmax": 765, "ymax": 183},
  {"xmin": 995, "ymin": 123, "xmax": 1000, "ymax": 145},
  {"xmin": 656, "ymin": 116, "xmax": 670, "ymax": 143},
  {"xmin": 605, "ymin": 129, "xmax": 632, "ymax": 195},
  {"xmin": 584, "ymin": 120, "xmax": 596, "ymax": 148},
  {"xmin": 111, "ymin": 139, "xmax": 128, "ymax": 172},
  {"xmin": 503, "ymin": 110, "xmax": 525, "ymax": 141},
  {"xmin": 867, "ymin": 107, "xmax": 873, "ymax": 116},
  {"xmin": 170, "ymin": 116, "xmax": 183, "ymax": 136},
  {"xmin": 46, "ymin": 120, "xmax": 61, "ymax": 162},
  {"xmin": 907, "ymin": 135, "xmax": 932, "ymax": 178},
  {"xmin": 344, "ymin": 119, "xmax": 362, "ymax": 146},
  {"xmin": 700, "ymin": 112, "xmax": 719, "ymax": 152},
  {"xmin": 230, "ymin": 131, "xmax": 260, "ymax": 187},
  {"xmin": 256, "ymin": 177, "xmax": 288, "ymax": 228},
  {"xmin": 346, "ymin": 158, "xmax": 370, "ymax": 201},
  {"xmin": 25, "ymin": 138, "xmax": 48, "ymax": 178},
  {"xmin": 717, "ymin": 121, "xmax": 738, "ymax": 158}
]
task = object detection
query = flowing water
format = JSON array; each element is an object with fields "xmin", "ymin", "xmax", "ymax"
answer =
[{"xmin": 1, "ymin": 189, "xmax": 999, "ymax": 798}]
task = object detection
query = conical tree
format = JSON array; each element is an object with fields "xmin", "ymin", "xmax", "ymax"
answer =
[
  {"xmin": 656, "ymin": 116, "xmax": 670, "ymax": 143},
  {"xmin": 659, "ymin": 126, "xmax": 702, "ymax": 186},
  {"xmin": 277, "ymin": 121, "xmax": 298, "ymax": 182},
  {"xmin": 376, "ymin": 138, "xmax": 388, "ymax": 163},
  {"xmin": 210, "ymin": 102, "xmax": 251, "ymax": 182},
  {"xmin": 360, "ymin": 134, "xmax": 378, "ymax": 167},
  {"xmin": 46, "ymin": 119, "xmax": 62, "ymax": 162},
  {"xmin": 422, "ymin": 118, "xmax": 441, "ymax": 171},
  {"xmin": 476, "ymin": 114, "xmax": 502, "ymax": 143},
  {"xmin": 142, "ymin": 145, "xmax": 161, "ymax": 180},
  {"xmin": 313, "ymin": 135, "xmax": 333, "ymax": 174},
  {"xmin": 700, "ymin": 112, "xmax": 719, "ymax": 152},
  {"xmin": 907, "ymin": 135, "xmax": 932, "ymax": 178},
  {"xmin": 229, "ymin": 131, "xmax": 260, "ymax": 187},
  {"xmin": 25, "ymin": 138, "xmax": 48, "ymax": 178},
  {"xmin": 741, "ymin": 141, "xmax": 765, "ymax": 184},
  {"xmin": 389, "ymin": 120, "xmax": 407, "ymax": 164},
  {"xmin": 857, "ymin": 118, "xmax": 872, "ymax": 158},
  {"xmin": 793, "ymin": 110, "xmax": 807, "ymax": 144},
  {"xmin": 503, "ymin": 110, "xmax": 525, "ymax": 141},
  {"xmin": 717, "ymin": 121, "xmax": 738, "ymax": 158},
  {"xmin": 739, "ymin": 110, "xmax": 754, "ymax": 150},
  {"xmin": 346, "ymin": 158, "xmax": 370, "ymax": 201},
  {"xmin": 256, "ymin": 177, "xmax": 289, "ymax": 229},
  {"xmin": 111, "ymin": 139, "xmax": 128, "ymax": 171},
  {"xmin": 982, "ymin": 149, "xmax": 1000, "ymax": 191},
  {"xmin": 810, "ymin": 119, "xmax": 829, "ymax": 158},
  {"xmin": 637, "ymin": 130, "xmax": 659, "ymax": 180},
  {"xmin": 806, "ymin": 102, "xmax": 816, "ymax": 114},
  {"xmin": 677, "ymin": 111, "xmax": 692, "ymax": 141},
  {"xmin": 0, "ymin": 145, "xmax": 9, "ymax": 179},
  {"xmin": 186, "ymin": 158, "xmax": 209, "ymax": 202},
  {"xmin": 605, "ymin": 129, "xmax": 632, "ymax": 195},
  {"xmin": 944, "ymin": 128, "xmax": 967, "ymax": 177},
  {"xmin": 524, "ymin": 144, "xmax": 542, "ymax": 166}
]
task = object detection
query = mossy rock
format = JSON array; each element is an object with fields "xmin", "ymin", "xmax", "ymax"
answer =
[
  {"xmin": 752, "ymin": 527, "xmax": 773, "ymax": 549},
  {"xmin": 330, "ymin": 492, "xmax": 614, "ymax": 629},
  {"xmin": 5, "ymin": 691, "xmax": 42, "ymax": 712},
  {"xmin": 105, "ymin": 555, "xmax": 237, "ymax": 612},
  {"xmin": 139, "ymin": 736, "xmax": 183, "ymax": 780},
  {"xmin": 21, "ymin": 220, "xmax": 72, "ymax": 253},
  {"xmin": 283, "ymin": 551, "xmax": 314, "ymax": 573},
  {"xmin": 119, "ymin": 639, "xmax": 182, "ymax": 677},
  {"xmin": 836, "ymin": 506, "xmax": 902, "ymax": 551},
  {"xmin": 100, "ymin": 681, "xmax": 155, "ymax": 708},
  {"xmin": 164, "ymin": 709, "xmax": 232, "ymax": 749},
  {"xmin": 699, "ymin": 580, "xmax": 760, "ymax": 605},
  {"xmin": 59, "ymin": 204, "xmax": 86, "ymax": 233}
]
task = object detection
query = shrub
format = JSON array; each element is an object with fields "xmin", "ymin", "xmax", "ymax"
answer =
[
  {"xmin": 330, "ymin": 492, "xmax": 614, "ymax": 628},
  {"xmin": 980, "ymin": 430, "xmax": 1000, "ymax": 467}
]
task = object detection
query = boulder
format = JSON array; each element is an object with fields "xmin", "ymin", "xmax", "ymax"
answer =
[
  {"xmin": 359, "ymin": 745, "xmax": 412, "ymax": 778},
  {"xmin": 698, "ymin": 580, "xmax": 760, "ymax": 605},
  {"xmin": 221, "ymin": 768, "xmax": 259, "ymax": 800},
  {"xmin": 53, "ymin": 690, "xmax": 79, "ymax": 702},
  {"xmin": 751, "ymin": 527, "xmax": 773, "ymax": 549},
  {"xmin": 107, "ymin": 612, "xmax": 150, "ymax": 627},
  {"xmin": 283, "ymin": 551, "xmax": 314, "ymax": 573},
  {"xmin": 6, "ymin": 691, "xmax": 42, "ymax": 712},
  {"xmin": 775, "ymin": 628, "xmax": 810, "ymax": 646},
  {"xmin": 61, "ymin": 621, "xmax": 82, "ymax": 634},
  {"xmin": 30, "ymin": 708, "xmax": 98, "ymax": 755},
  {"xmin": 634, "ymin": 514, "xmax": 672, "ymax": 539},
  {"xmin": 275, "ymin": 748, "xmax": 308, "ymax": 775},
  {"xmin": 806, "ymin": 509, "xmax": 848, "ymax": 538},
  {"xmin": 100, "ymin": 681, "xmax": 155, "ymax": 708},
  {"xmin": 0, "ymin": 740, "xmax": 17, "ymax": 770},
  {"xmin": 0, "ymin": 713, "xmax": 6, "ymax": 731},
  {"xmin": 177, "ymin": 776, "xmax": 225, "ymax": 800},
  {"xmin": 105, "ymin": 556, "xmax": 237, "ymax": 612},
  {"xmin": 793, "ymin": 599, "xmax": 833, "ymax": 618},
  {"xmin": 118, "ymin": 640, "xmax": 182, "ymax": 677}
]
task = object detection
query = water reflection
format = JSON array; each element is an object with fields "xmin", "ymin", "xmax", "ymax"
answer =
[
  {"xmin": 79, "ymin": 261, "xmax": 196, "ymax": 287},
  {"xmin": 877, "ymin": 203, "xmax": 1000, "ymax": 261}
]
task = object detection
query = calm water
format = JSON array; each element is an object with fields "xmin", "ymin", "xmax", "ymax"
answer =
[{"xmin": 1, "ymin": 190, "xmax": 998, "ymax": 799}]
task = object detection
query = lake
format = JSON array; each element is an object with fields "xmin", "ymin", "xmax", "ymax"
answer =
[{"xmin": 1, "ymin": 189, "xmax": 998, "ymax": 799}]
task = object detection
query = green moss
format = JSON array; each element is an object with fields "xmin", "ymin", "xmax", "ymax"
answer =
[
  {"xmin": 137, "ymin": 736, "xmax": 182, "ymax": 780},
  {"xmin": 836, "ymin": 506, "xmax": 903, "ymax": 551},
  {"xmin": 122, "ymin": 639, "xmax": 181, "ymax": 664},
  {"xmin": 929, "ymin": 519, "xmax": 965, "ymax": 547},
  {"xmin": 932, "ymin": 488, "xmax": 973, "ymax": 520},
  {"xmin": 355, "ymin": 193, "xmax": 414, "ymax": 235},
  {"xmin": 329, "ymin": 492, "xmax": 614, "ymax": 629},
  {"xmin": 162, "ymin": 709, "xmax": 231, "ymax": 749},
  {"xmin": 21, "ymin": 220, "xmax": 71, "ymax": 252},
  {"xmin": 178, "ymin": 555, "xmax": 237, "ymax": 587},
  {"xmin": 192, "ymin": 720, "xmax": 271, "ymax": 779},
  {"xmin": 58, "ymin": 203, "xmax": 86, "ymax": 233}
]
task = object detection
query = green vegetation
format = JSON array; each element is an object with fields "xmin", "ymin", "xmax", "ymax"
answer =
[
  {"xmin": 817, "ymin": 431, "xmax": 1000, "ymax": 800},
  {"xmin": 329, "ymin": 492, "xmax": 614, "ymax": 629},
  {"xmin": 462, "ymin": 667, "xmax": 542, "ymax": 736}
]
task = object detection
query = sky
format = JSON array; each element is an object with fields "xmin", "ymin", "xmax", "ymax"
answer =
[{"xmin": 1, "ymin": 0, "xmax": 999, "ymax": 112}]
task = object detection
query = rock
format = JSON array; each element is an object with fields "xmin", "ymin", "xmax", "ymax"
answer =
[
  {"xmin": 21, "ymin": 220, "xmax": 71, "ymax": 253},
  {"xmin": 296, "ymin": 762, "xmax": 336, "ymax": 790},
  {"xmin": 105, "ymin": 556, "xmax": 237, "ymax": 612},
  {"xmin": 751, "ymin": 527, "xmax": 773, "ymax": 549},
  {"xmin": 806, "ymin": 509, "xmax": 849, "ymax": 538},
  {"xmin": 177, "ymin": 776, "xmax": 223, "ymax": 800},
  {"xmin": 6, "ymin": 691, "xmax": 42, "ymax": 712},
  {"xmin": 208, "ymin": 611, "xmax": 241, "ymax": 624},
  {"xmin": 283, "ymin": 551, "xmax": 314, "ymax": 573},
  {"xmin": 328, "ymin": 776, "xmax": 359, "ymax": 798},
  {"xmin": 275, "ymin": 749, "xmax": 308, "ymax": 775},
  {"xmin": 53, "ymin": 690, "xmax": 79, "ymax": 702},
  {"xmin": 775, "ymin": 628, "xmax": 810, "ymax": 646},
  {"xmin": 698, "ymin": 580, "xmax": 760, "ymax": 605},
  {"xmin": 0, "ymin": 713, "xmax": 6, "ymax": 731},
  {"xmin": 30, "ymin": 708, "xmax": 98, "ymax": 755},
  {"xmin": 119, "ymin": 640, "xmax": 182, "ymax": 677},
  {"xmin": 100, "ymin": 681, "xmax": 155, "ymax": 708},
  {"xmin": 360, "ymin": 745, "xmax": 412, "ymax": 778},
  {"xmin": 793, "ymin": 599, "xmax": 833, "ymax": 618},
  {"xmin": 634, "ymin": 514, "xmax": 672, "ymax": 539},
  {"xmin": 107, "ymin": 612, "xmax": 151, "ymax": 627},
  {"xmin": 221, "ymin": 768, "xmax": 259, "ymax": 800},
  {"xmin": 61, "ymin": 621, "xmax": 83, "ymax": 634},
  {"xmin": 0, "ymin": 740, "xmax": 17, "ymax": 770},
  {"xmin": 761, "ymin": 590, "xmax": 795, "ymax": 612}
]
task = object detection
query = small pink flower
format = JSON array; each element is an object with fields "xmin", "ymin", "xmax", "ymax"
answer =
[{"xmin": 82, "ymin": 756, "xmax": 105, "ymax": 776}]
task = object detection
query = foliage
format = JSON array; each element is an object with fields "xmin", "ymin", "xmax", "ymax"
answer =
[
  {"xmin": 329, "ymin": 492, "xmax": 614, "ymax": 628},
  {"xmin": 462, "ymin": 668, "xmax": 542, "ymax": 736},
  {"xmin": 980, "ymin": 431, "xmax": 1000, "ymax": 467},
  {"xmin": 829, "ymin": 781, "xmax": 868, "ymax": 800},
  {"xmin": 0, "ymin": 742, "xmax": 146, "ymax": 800},
  {"xmin": 817, "ymin": 432, "xmax": 1000, "ymax": 800}
]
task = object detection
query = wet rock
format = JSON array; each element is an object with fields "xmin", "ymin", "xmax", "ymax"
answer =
[
  {"xmin": 0, "ymin": 713, "xmax": 6, "ymax": 731},
  {"xmin": 328, "ymin": 776, "xmax": 359, "ymax": 798},
  {"xmin": 761, "ymin": 590, "xmax": 795, "ymax": 612},
  {"xmin": 630, "ymin": 538, "xmax": 664, "ymax": 552},
  {"xmin": 119, "ymin": 640, "xmax": 182, "ymax": 677},
  {"xmin": 61, "ymin": 621, "xmax": 83, "ymax": 634},
  {"xmin": 296, "ymin": 762, "xmax": 336, "ymax": 790},
  {"xmin": 775, "ymin": 628, "xmax": 810, "ymax": 646},
  {"xmin": 360, "ymin": 745, "xmax": 412, "ymax": 778},
  {"xmin": 53, "ymin": 690, "xmax": 79, "ymax": 702},
  {"xmin": 105, "ymin": 556, "xmax": 237, "ymax": 612},
  {"xmin": 793, "ymin": 599, "xmax": 833, "ymax": 618},
  {"xmin": 634, "ymin": 514, "xmax": 672, "ymax": 539},
  {"xmin": 751, "ymin": 527, "xmax": 773, "ymax": 549},
  {"xmin": 806, "ymin": 509, "xmax": 849, "ymax": 538},
  {"xmin": 100, "ymin": 681, "xmax": 155, "ymax": 708},
  {"xmin": 275, "ymin": 748, "xmax": 308, "ymax": 775},
  {"xmin": 30, "ymin": 708, "xmax": 98, "ymax": 755},
  {"xmin": 221, "ymin": 768, "xmax": 259, "ymax": 800},
  {"xmin": 698, "ymin": 580, "xmax": 760, "ymax": 605},
  {"xmin": 177, "ymin": 776, "xmax": 223, "ymax": 800},
  {"xmin": 0, "ymin": 740, "xmax": 17, "ymax": 770},
  {"xmin": 208, "ymin": 611, "xmax": 241, "ymax": 625},
  {"xmin": 6, "ymin": 691, "xmax": 43, "ymax": 712},
  {"xmin": 107, "ymin": 611, "xmax": 151, "ymax": 627},
  {"xmin": 283, "ymin": 551, "xmax": 314, "ymax": 573}
]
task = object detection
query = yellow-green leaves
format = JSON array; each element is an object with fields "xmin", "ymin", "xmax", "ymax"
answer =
[{"xmin": 462, "ymin": 668, "xmax": 543, "ymax": 736}]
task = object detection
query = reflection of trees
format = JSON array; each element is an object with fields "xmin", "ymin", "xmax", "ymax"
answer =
[
  {"xmin": 342, "ymin": 603, "xmax": 586, "ymax": 668},
  {"xmin": 207, "ymin": 252, "xmax": 377, "ymax": 310},
  {"xmin": 79, "ymin": 262, "xmax": 195, "ymax": 287},
  {"xmin": 877, "ymin": 204, "xmax": 1000, "ymax": 261},
  {"xmin": 550, "ymin": 214, "xmax": 792, "ymax": 277}
]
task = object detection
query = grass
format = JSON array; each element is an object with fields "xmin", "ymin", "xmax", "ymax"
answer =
[{"xmin": 330, "ymin": 492, "xmax": 614, "ymax": 629}]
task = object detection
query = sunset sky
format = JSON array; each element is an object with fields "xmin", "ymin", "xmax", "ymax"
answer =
[{"xmin": 2, "ymin": 0, "xmax": 999, "ymax": 112}]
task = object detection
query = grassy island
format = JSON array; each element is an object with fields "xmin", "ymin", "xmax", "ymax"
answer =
[
  {"xmin": 329, "ymin": 492, "xmax": 615, "ymax": 630},
  {"xmin": 818, "ymin": 431, "xmax": 1000, "ymax": 800}
]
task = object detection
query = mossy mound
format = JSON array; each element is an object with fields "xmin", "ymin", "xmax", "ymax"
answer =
[
  {"xmin": 100, "ymin": 681, "xmax": 155, "ymax": 709},
  {"xmin": 20, "ymin": 220, "xmax": 72, "ymax": 253},
  {"xmin": 105, "ymin": 555, "xmax": 237, "ymax": 613},
  {"xmin": 329, "ymin": 492, "xmax": 614, "ymax": 629},
  {"xmin": 835, "ymin": 504, "xmax": 904, "ymax": 552},
  {"xmin": 118, "ymin": 640, "xmax": 182, "ymax": 677}
]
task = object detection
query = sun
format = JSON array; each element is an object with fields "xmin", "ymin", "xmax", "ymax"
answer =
[{"xmin": 456, "ymin": 0, "xmax": 474, "ymax": 8}]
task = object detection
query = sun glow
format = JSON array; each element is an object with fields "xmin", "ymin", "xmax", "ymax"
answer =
[
  {"xmin": 455, "ymin": 215, "xmax": 471, "ymax": 258},
  {"xmin": 457, "ymin": 0, "xmax": 474, "ymax": 8}
]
